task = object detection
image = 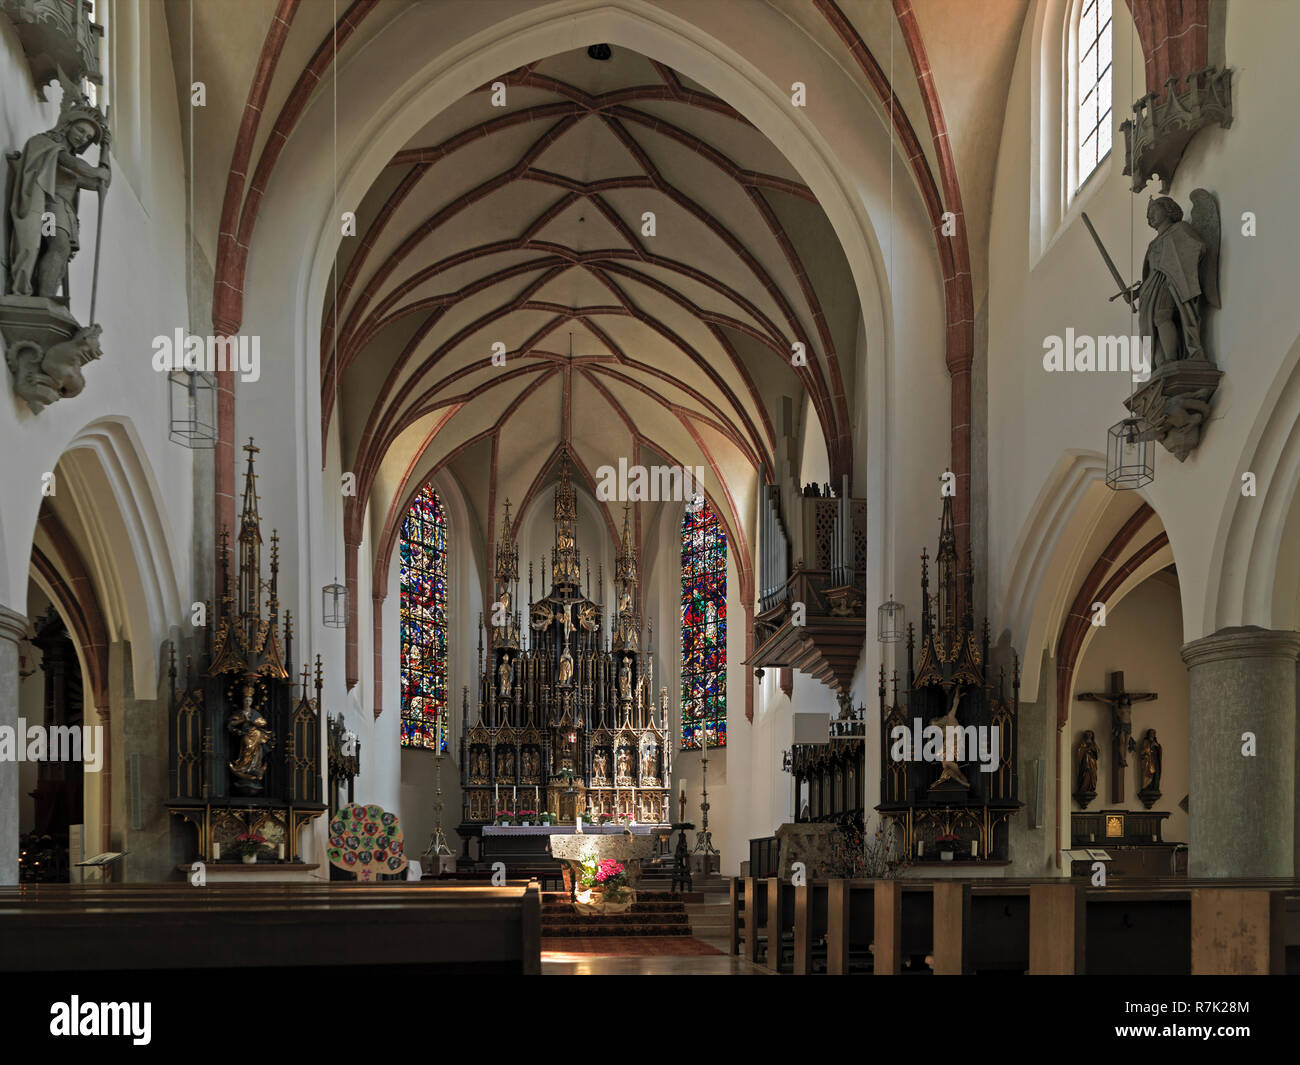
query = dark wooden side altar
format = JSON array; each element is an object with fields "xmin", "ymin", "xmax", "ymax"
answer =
[
  {"xmin": 877, "ymin": 497, "xmax": 1022, "ymax": 861},
  {"xmin": 166, "ymin": 441, "xmax": 326, "ymax": 863}
]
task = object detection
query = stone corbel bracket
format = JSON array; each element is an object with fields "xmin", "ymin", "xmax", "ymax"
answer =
[
  {"xmin": 1120, "ymin": 67, "xmax": 1232, "ymax": 194},
  {"xmin": 0, "ymin": 0, "xmax": 104, "ymax": 99}
]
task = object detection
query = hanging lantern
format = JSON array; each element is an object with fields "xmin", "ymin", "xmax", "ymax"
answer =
[
  {"xmin": 323, "ymin": 582, "xmax": 348, "ymax": 628},
  {"xmin": 1106, "ymin": 417, "xmax": 1154, "ymax": 490},
  {"xmin": 168, "ymin": 370, "xmax": 218, "ymax": 448},
  {"xmin": 877, "ymin": 595, "xmax": 905, "ymax": 643}
]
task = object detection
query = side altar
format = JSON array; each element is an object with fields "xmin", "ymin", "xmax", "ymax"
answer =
[
  {"xmin": 166, "ymin": 441, "xmax": 327, "ymax": 874},
  {"xmin": 457, "ymin": 452, "xmax": 671, "ymax": 863}
]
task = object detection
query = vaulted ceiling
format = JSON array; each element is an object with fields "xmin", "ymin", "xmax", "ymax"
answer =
[
  {"xmin": 329, "ymin": 45, "xmax": 860, "ymax": 571},
  {"xmin": 168, "ymin": 0, "xmax": 1032, "ymax": 583}
]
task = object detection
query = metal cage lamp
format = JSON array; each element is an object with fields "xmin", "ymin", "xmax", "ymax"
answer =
[
  {"xmin": 1106, "ymin": 416, "xmax": 1155, "ymax": 490},
  {"xmin": 168, "ymin": 370, "xmax": 218, "ymax": 448},
  {"xmin": 323, "ymin": 582, "xmax": 348, "ymax": 628},
  {"xmin": 878, "ymin": 595, "xmax": 905, "ymax": 643}
]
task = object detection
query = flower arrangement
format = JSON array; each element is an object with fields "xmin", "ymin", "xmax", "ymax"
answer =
[
  {"xmin": 496, "ymin": 810, "xmax": 514, "ymax": 825},
  {"xmin": 518, "ymin": 809, "xmax": 537, "ymax": 823},
  {"xmin": 935, "ymin": 834, "xmax": 960, "ymax": 849},
  {"xmin": 232, "ymin": 833, "xmax": 270, "ymax": 860},
  {"xmin": 578, "ymin": 856, "xmax": 629, "ymax": 900}
]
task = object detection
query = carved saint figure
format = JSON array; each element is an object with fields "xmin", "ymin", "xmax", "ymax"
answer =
[
  {"xmin": 497, "ymin": 656, "xmax": 511, "ymax": 697},
  {"xmin": 228, "ymin": 684, "xmax": 274, "ymax": 793},
  {"xmin": 471, "ymin": 748, "xmax": 488, "ymax": 780},
  {"xmin": 523, "ymin": 747, "xmax": 540, "ymax": 780},
  {"xmin": 495, "ymin": 746, "xmax": 514, "ymax": 779},
  {"xmin": 7, "ymin": 86, "xmax": 111, "ymax": 299},
  {"xmin": 641, "ymin": 744, "xmax": 657, "ymax": 782},
  {"xmin": 1075, "ymin": 730, "xmax": 1099, "ymax": 795},
  {"xmin": 618, "ymin": 657, "xmax": 633, "ymax": 702},
  {"xmin": 557, "ymin": 645, "xmax": 574, "ymax": 687},
  {"xmin": 616, "ymin": 747, "xmax": 634, "ymax": 782},
  {"xmin": 928, "ymin": 684, "xmax": 970, "ymax": 789},
  {"xmin": 1139, "ymin": 729, "xmax": 1162, "ymax": 792},
  {"xmin": 593, "ymin": 749, "xmax": 610, "ymax": 782},
  {"xmin": 577, "ymin": 602, "xmax": 597, "ymax": 631},
  {"xmin": 1121, "ymin": 193, "xmax": 1220, "ymax": 368}
]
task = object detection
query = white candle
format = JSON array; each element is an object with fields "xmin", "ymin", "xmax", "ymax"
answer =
[
  {"xmin": 277, "ymin": 843, "xmax": 286, "ymax": 860},
  {"xmin": 971, "ymin": 840, "xmax": 978, "ymax": 858},
  {"xmin": 495, "ymin": 783, "xmax": 499, "ymax": 806},
  {"xmin": 513, "ymin": 785, "xmax": 518, "ymax": 806},
  {"xmin": 917, "ymin": 840, "xmax": 924, "ymax": 858},
  {"xmin": 213, "ymin": 841, "xmax": 221, "ymax": 860}
]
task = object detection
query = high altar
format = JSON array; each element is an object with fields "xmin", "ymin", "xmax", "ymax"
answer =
[{"xmin": 457, "ymin": 452, "xmax": 671, "ymax": 848}]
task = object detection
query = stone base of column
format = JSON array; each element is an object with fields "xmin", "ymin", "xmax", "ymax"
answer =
[{"xmin": 1182, "ymin": 626, "xmax": 1299, "ymax": 877}]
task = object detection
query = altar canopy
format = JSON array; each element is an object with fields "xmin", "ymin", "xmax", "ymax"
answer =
[{"xmin": 459, "ymin": 453, "xmax": 671, "ymax": 831}]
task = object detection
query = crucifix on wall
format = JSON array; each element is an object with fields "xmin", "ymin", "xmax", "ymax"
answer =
[{"xmin": 1077, "ymin": 670, "xmax": 1158, "ymax": 803}]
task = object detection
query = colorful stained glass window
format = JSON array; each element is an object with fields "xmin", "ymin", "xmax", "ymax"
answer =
[
  {"xmin": 400, "ymin": 484, "xmax": 447, "ymax": 751},
  {"xmin": 681, "ymin": 497, "xmax": 726, "ymax": 750}
]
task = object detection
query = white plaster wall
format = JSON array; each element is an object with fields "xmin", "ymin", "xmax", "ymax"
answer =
[
  {"xmin": 0, "ymin": 2, "xmax": 193, "ymax": 654},
  {"xmin": 989, "ymin": 0, "xmax": 1300, "ymax": 684}
]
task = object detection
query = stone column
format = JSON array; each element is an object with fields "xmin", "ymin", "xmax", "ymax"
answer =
[
  {"xmin": 0, "ymin": 604, "xmax": 28, "ymax": 885},
  {"xmin": 1182, "ymin": 626, "xmax": 1300, "ymax": 877}
]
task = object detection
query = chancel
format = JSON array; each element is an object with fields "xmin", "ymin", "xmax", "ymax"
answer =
[{"xmin": 2, "ymin": 0, "xmax": 1300, "ymax": 1013}]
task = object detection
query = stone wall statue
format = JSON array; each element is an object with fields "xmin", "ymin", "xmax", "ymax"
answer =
[
  {"xmin": 1086, "ymin": 190, "xmax": 1223, "ymax": 460},
  {"xmin": 7, "ymin": 81, "xmax": 110, "ymax": 299},
  {"xmin": 1, "ymin": 76, "xmax": 110, "ymax": 414}
]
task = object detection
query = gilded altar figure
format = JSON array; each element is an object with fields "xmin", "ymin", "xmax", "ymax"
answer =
[
  {"xmin": 616, "ymin": 747, "xmax": 634, "ymax": 782},
  {"xmin": 928, "ymin": 685, "xmax": 970, "ymax": 789},
  {"xmin": 228, "ymin": 684, "xmax": 274, "ymax": 794},
  {"xmin": 523, "ymin": 747, "xmax": 540, "ymax": 780},
  {"xmin": 593, "ymin": 749, "xmax": 610, "ymax": 782},
  {"xmin": 496, "ymin": 746, "xmax": 515, "ymax": 778},
  {"xmin": 578, "ymin": 602, "xmax": 597, "ymax": 631},
  {"xmin": 1139, "ymin": 729, "xmax": 1162, "ymax": 792},
  {"xmin": 497, "ymin": 656, "xmax": 511, "ymax": 697},
  {"xmin": 1075, "ymin": 730, "xmax": 1099, "ymax": 795},
  {"xmin": 557, "ymin": 645, "xmax": 574, "ymax": 686},
  {"xmin": 470, "ymin": 748, "xmax": 489, "ymax": 781},
  {"xmin": 641, "ymin": 744, "xmax": 657, "ymax": 782},
  {"xmin": 7, "ymin": 84, "xmax": 111, "ymax": 299},
  {"xmin": 618, "ymin": 657, "xmax": 633, "ymax": 702}
]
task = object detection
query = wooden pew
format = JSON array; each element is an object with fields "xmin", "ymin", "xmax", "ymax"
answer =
[
  {"xmin": 826, "ymin": 879, "xmax": 874, "ymax": 974},
  {"xmin": 742, "ymin": 876, "xmax": 763, "ymax": 963},
  {"xmin": 1191, "ymin": 888, "xmax": 1286, "ymax": 974},
  {"xmin": 764, "ymin": 877, "xmax": 796, "ymax": 973},
  {"xmin": 931, "ymin": 881, "xmax": 969, "ymax": 974},
  {"xmin": 730, "ymin": 876, "xmax": 744, "ymax": 955},
  {"xmin": 873, "ymin": 879, "xmax": 903, "ymax": 974},
  {"xmin": 1029, "ymin": 883, "xmax": 1085, "ymax": 974},
  {"xmin": 793, "ymin": 880, "xmax": 829, "ymax": 974},
  {"xmin": 0, "ymin": 880, "xmax": 543, "ymax": 975}
]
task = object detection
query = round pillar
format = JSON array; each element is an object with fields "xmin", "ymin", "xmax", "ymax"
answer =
[{"xmin": 1182, "ymin": 626, "xmax": 1299, "ymax": 877}]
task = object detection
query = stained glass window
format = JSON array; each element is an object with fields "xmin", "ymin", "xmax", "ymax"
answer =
[
  {"xmin": 1076, "ymin": 0, "xmax": 1112, "ymax": 187},
  {"xmin": 681, "ymin": 497, "xmax": 726, "ymax": 750},
  {"xmin": 400, "ymin": 484, "xmax": 447, "ymax": 750}
]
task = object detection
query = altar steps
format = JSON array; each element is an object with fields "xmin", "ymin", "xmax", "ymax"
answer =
[{"xmin": 541, "ymin": 890, "xmax": 695, "ymax": 937}]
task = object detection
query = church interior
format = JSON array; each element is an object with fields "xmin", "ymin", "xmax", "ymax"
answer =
[{"xmin": 2, "ymin": 0, "xmax": 1299, "ymax": 1013}]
